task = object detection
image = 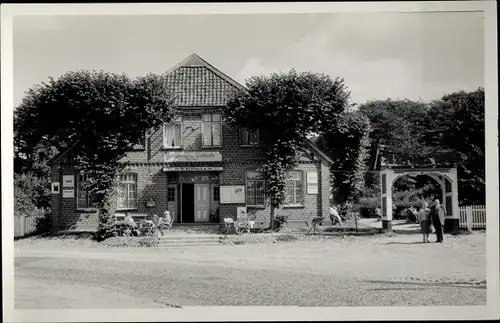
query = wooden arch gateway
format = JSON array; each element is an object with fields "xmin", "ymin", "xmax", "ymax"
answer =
[{"xmin": 380, "ymin": 166, "xmax": 459, "ymax": 234}]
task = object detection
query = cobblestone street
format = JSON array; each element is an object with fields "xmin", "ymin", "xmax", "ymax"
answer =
[{"xmin": 15, "ymin": 232, "xmax": 486, "ymax": 308}]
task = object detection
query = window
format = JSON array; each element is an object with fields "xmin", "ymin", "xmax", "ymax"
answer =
[
  {"xmin": 285, "ymin": 171, "xmax": 304, "ymax": 206},
  {"xmin": 213, "ymin": 186, "xmax": 220, "ymax": 201},
  {"xmin": 239, "ymin": 128, "xmax": 259, "ymax": 146},
  {"xmin": 163, "ymin": 116, "xmax": 182, "ymax": 148},
  {"xmin": 167, "ymin": 187, "xmax": 176, "ymax": 202},
  {"xmin": 77, "ymin": 174, "xmax": 94, "ymax": 209},
  {"xmin": 202, "ymin": 113, "xmax": 222, "ymax": 147},
  {"xmin": 246, "ymin": 171, "xmax": 265, "ymax": 207},
  {"xmin": 117, "ymin": 173, "xmax": 138, "ymax": 210}
]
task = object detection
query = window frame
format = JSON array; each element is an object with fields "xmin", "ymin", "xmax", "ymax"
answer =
[
  {"xmin": 76, "ymin": 173, "xmax": 96, "ymax": 211},
  {"xmin": 213, "ymin": 185, "xmax": 220, "ymax": 202},
  {"xmin": 284, "ymin": 170, "xmax": 305, "ymax": 208},
  {"xmin": 163, "ymin": 116, "xmax": 183, "ymax": 149},
  {"xmin": 245, "ymin": 171, "xmax": 266, "ymax": 208},
  {"xmin": 116, "ymin": 173, "xmax": 138, "ymax": 211},
  {"xmin": 167, "ymin": 186, "xmax": 176, "ymax": 202},
  {"xmin": 201, "ymin": 113, "xmax": 223, "ymax": 148},
  {"xmin": 239, "ymin": 128, "xmax": 260, "ymax": 147}
]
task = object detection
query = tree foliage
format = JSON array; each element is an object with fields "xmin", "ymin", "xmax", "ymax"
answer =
[
  {"xmin": 14, "ymin": 70, "xmax": 176, "ymax": 236},
  {"xmin": 357, "ymin": 88, "xmax": 485, "ymax": 206},
  {"xmin": 226, "ymin": 70, "xmax": 351, "ymax": 220},
  {"xmin": 424, "ymin": 88, "xmax": 485, "ymax": 205},
  {"xmin": 316, "ymin": 110, "xmax": 371, "ymax": 204}
]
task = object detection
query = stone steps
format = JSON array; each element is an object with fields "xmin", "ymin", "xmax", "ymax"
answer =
[{"xmin": 157, "ymin": 234, "xmax": 224, "ymax": 247}]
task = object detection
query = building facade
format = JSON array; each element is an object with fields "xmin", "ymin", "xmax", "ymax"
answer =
[{"xmin": 48, "ymin": 54, "xmax": 333, "ymax": 232}]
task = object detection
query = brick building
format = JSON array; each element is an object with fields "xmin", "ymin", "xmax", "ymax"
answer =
[{"xmin": 48, "ymin": 53, "xmax": 333, "ymax": 232}]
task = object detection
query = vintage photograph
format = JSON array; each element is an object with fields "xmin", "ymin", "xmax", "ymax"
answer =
[{"xmin": 2, "ymin": 2, "xmax": 498, "ymax": 322}]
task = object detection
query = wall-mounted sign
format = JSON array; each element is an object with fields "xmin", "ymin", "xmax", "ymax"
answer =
[
  {"xmin": 220, "ymin": 185, "xmax": 245, "ymax": 204},
  {"xmin": 306, "ymin": 172, "xmax": 319, "ymax": 194},
  {"xmin": 164, "ymin": 151, "xmax": 222, "ymax": 163},
  {"xmin": 51, "ymin": 182, "xmax": 60, "ymax": 194},
  {"xmin": 146, "ymin": 198, "xmax": 156, "ymax": 207},
  {"xmin": 62, "ymin": 188, "xmax": 75, "ymax": 198},
  {"xmin": 163, "ymin": 167, "xmax": 223, "ymax": 172},
  {"xmin": 62, "ymin": 175, "xmax": 74, "ymax": 188}
]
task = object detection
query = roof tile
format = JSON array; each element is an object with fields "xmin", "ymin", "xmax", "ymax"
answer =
[{"xmin": 164, "ymin": 54, "xmax": 243, "ymax": 107}]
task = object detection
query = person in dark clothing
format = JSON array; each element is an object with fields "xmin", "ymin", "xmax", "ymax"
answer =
[{"xmin": 430, "ymin": 199, "xmax": 446, "ymax": 243}]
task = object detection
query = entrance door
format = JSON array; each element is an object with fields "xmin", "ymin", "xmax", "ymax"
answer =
[
  {"xmin": 181, "ymin": 183, "xmax": 195, "ymax": 223},
  {"xmin": 194, "ymin": 184, "xmax": 209, "ymax": 222},
  {"xmin": 167, "ymin": 184, "xmax": 178, "ymax": 222}
]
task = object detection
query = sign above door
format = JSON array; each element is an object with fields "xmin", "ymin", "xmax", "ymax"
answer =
[{"xmin": 164, "ymin": 151, "xmax": 222, "ymax": 163}]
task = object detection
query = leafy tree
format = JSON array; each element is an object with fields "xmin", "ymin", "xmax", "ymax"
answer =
[
  {"xmin": 14, "ymin": 70, "xmax": 176, "ymax": 238},
  {"xmin": 316, "ymin": 110, "xmax": 372, "ymax": 204},
  {"xmin": 424, "ymin": 88, "xmax": 485, "ymax": 205},
  {"xmin": 358, "ymin": 99, "xmax": 433, "ymax": 165},
  {"xmin": 226, "ymin": 70, "xmax": 351, "ymax": 227}
]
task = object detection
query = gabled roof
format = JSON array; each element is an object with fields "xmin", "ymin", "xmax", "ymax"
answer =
[
  {"xmin": 47, "ymin": 142, "xmax": 79, "ymax": 166},
  {"xmin": 163, "ymin": 53, "xmax": 246, "ymax": 107},
  {"xmin": 374, "ymin": 144, "xmax": 459, "ymax": 170},
  {"xmin": 304, "ymin": 139, "xmax": 334, "ymax": 165}
]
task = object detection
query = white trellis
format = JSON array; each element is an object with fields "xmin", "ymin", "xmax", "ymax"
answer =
[{"xmin": 379, "ymin": 167, "xmax": 459, "ymax": 232}]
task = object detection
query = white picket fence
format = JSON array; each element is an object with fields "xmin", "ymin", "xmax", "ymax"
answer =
[{"xmin": 459, "ymin": 205, "xmax": 486, "ymax": 231}]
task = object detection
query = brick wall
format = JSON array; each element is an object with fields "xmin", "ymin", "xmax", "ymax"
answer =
[
  {"xmin": 50, "ymin": 166, "xmax": 100, "ymax": 232},
  {"xmin": 50, "ymin": 108, "xmax": 333, "ymax": 231}
]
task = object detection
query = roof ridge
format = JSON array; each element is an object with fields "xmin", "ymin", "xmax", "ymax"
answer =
[{"xmin": 164, "ymin": 53, "xmax": 246, "ymax": 92}]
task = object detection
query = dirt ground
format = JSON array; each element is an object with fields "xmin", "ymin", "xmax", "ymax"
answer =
[{"xmin": 14, "ymin": 230, "xmax": 486, "ymax": 308}]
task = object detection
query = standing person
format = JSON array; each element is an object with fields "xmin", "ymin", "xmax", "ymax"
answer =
[
  {"xmin": 418, "ymin": 202, "xmax": 431, "ymax": 243},
  {"xmin": 430, "ymin": 199, "xmax": 446, "ymax": 243},
  {"xmin": 375, "ymin": 207, "xmax": 382, "ymax": 222}
]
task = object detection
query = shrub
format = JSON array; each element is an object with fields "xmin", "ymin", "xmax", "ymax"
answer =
[
  {"xmin": 356, "ymin": 196, "xmax": 380, "ymax": 218},
  {"xmin": 272, "ymin": 213, "xmax": 289, "ymax": 231},
  {"xmin": 209, "ymin": 207, "xmax": 220, "ymax": 223},
  {"xmin": 35, "ymin": 210, "xmax": 52, "ymax": 234}
]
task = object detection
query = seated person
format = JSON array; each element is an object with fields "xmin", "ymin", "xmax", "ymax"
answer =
[
  {"xmin": 124, "ymin": 213, "xmax": 138, "ymax": 229},
  {"xmin": 160, "ymin": 210, "xmax": 172, "ymax": 226}
]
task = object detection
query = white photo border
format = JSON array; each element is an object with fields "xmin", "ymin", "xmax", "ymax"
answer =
[{"xmin": 2, "ymin": 1, "xmax": 498, "ymax": 322}]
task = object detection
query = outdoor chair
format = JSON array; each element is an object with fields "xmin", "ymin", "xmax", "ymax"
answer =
[
  {"xmin": 140, "ymin": 220, "xmax": 156, "ymax": 236},
  {"xmin": 157, "ymin": 216, "xmax": 174, "ymax": 236},
  {"xmin": 235, "ymin": 215, "xmax": 251, "ymax": 235},
  {"xmin": 306, "ymin": 214, "xmax": 324, "ymax": 235}
]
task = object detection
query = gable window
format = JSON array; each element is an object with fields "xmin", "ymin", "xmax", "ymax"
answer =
[
  {"xmin": 117, "ymin": 173, "xmax": 138, "ymax": 210},
  {"xmin": 202, "ymin": 113, "xmax": 222, "ymax": 147},
  {"xmin": 246, "ymin": 171, "xmax": 265, "ymax": 207},
  {"xmin": 77, "ymin": 174, "xmax": 94, "ymax": 210},
  {"xmin": 285, "ymin": 171, "xmax": 304, "ymax": 206},
  {"xmin": 239, "ymin": 128, "xmax": 259, "ymax": 146},
  {"xmin": 163, "ymin": 116, "xmax": 182, "ymax": 148}
]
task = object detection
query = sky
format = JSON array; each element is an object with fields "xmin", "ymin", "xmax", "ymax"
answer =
[{"xmin": 13, "ymin": 12, "xmax": 484, "ymax": 107}]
